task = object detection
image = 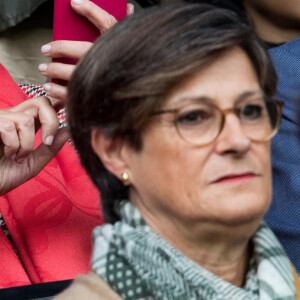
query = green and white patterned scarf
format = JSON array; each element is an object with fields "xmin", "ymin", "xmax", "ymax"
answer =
[{"xmin": 91, "ymin": 201, "xmax": 296, "ymax": 300}]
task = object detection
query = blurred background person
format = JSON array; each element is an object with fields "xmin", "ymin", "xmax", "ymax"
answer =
[{"xmin": 183, "ymin": 0, "xmax": 300, "ymax": 46}]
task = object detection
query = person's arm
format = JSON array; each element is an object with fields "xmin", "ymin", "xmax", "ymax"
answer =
[
  {"xmin": 54, "ymin": 272, "xmax": 123, "ymax": 300},
  {"xmin": 0, "ymin": 97, "xmax": 69, "ymax": 195},
  {"xmin": 39, "ymin": 0, "xmax": 134, "ymax": 102}
]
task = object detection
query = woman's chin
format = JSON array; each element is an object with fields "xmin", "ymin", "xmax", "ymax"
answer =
[
  {"xmin": 211, "ymin": 198, "xmax": 270, "ymax": 227},
  {"xmin": 198, "ymin": 182, "xmax": 272, "ymax": 226}
]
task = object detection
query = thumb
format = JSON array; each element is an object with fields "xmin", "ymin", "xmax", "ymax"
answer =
[
  {"xmin": 31, "ymin": 127, "xmax": 70, "ymax": 176},
  {"xmin": 127, "ymin": 4, "xmax": 134, "ymax": 16},
  {"xmin": 70, "ymin": 0, "xmax": 117, "ymax": 33}
]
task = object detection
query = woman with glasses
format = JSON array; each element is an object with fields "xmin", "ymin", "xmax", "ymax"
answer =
[{"xmin": 58, "ymin": 3, "xmax": 297, "ymax": 299}]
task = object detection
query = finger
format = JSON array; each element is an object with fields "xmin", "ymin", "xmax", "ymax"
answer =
[
  {"xmin": 0, "ymin": 117, "xmax": 19, "ymax": 160},
  {"xmin": 10, "ymin": 96, "xmax": 59, "ymax": 114},
  {"xmin": 14, "ymin": 97, "xmax": 60, "ymax": 146},
  {"xmin": 8, "ymin": 99, "xmax": 42, "ymax": 134},
  {"xmin": 30, "ymin": 127, "xmax": 70, "ymax": 177},
  {"xmin": 13, "ymin": 94, "xmax": 63, "ymax": 114},
  {"xmin": 127, "ymin": 3, "xmax": 134, "ymax": 16},
  {"xmin": 71, "ymin": 0, "xmax": 117, "ymax": 33},
  {"xmin": 39, "ymin": 62, "xmax": 75, "ymax": 81},
  {"xmin": 9, "ymin": 97, "xmax": 59, "ymax": 146},
  {"xmin": 41, "ymin": 40, "xmax": 92, "ymax": 60},
  {"xmin": 44, "ymin": 83, "xmax": 67, "ymax": 105},
  {"xmin": 14, "ymin": 114, "xmax": 36, "ymax": 162},
  {"xmin": 37, "ymin": 97, "xmax": 60, "ymax": 145}
]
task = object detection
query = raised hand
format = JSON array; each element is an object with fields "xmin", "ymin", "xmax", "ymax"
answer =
[
  {"xmin": 38, "ymin": 0, "xmax": 134, "ymax": 102},
  {"xmin": 0, "ymin": 97, "xmax": 69, "ymax": 195}
]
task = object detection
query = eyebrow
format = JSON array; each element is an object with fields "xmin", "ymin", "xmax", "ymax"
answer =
[
  {"xmin": 236, "ymin": 90, "xmax": 264, "ymax": 102},
  {"xmin": 169, "ymin": 89, "xmax": 264, "ymax": 106}
]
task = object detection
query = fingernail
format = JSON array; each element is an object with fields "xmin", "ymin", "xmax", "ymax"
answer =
[
  {"xmin": 45, "ymin": 136, "xmax": 54, "ymax": 146},
  {"xmin": 128, "ymin": 4, "xmax": 135, "ymax": 15},
  {"xmin": 41, "ymin": 44, "xmax": 51, "ymax": 53},
  {"xmin": 16, "ymin": 158, "xmax": 25, "ymax": 164},
  {"xmin": 71, "ymin": 0, "xmax": 83, "ymax": 5},
  {"xmin": 11, "ymin": 154, "xmax": 16, "ymax": 161},
  {"xmin": 44, "ymin": 84, "xmax": 51, "ymax": 91},
  {"xmin": 38, "ymin": 64, "xmax": 48, "ymax": 72}
]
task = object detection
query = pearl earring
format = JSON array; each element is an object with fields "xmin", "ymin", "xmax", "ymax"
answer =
[{"xmin": 121, "ymin": 172, "xmax": 130, "ymax": 186}]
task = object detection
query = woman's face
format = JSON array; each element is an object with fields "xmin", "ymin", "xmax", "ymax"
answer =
[
  {"xmin": 243, "ymin": 0, "xmax": 300, "ymax": 24},
  {"xmin": 243, "ymin": 0, "xmax": 300, "ymax": 42},
  {"xmin": 125, "ymin": 47, "xmax": 272, "ymax": 228}
]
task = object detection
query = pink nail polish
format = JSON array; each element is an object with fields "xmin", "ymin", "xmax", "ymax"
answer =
[
  {"xmin": 38, "ymin": 64, "xmax": 48, "ymax": 72},
  {"xmin": 45, "ymin": 136, "xmax": 54, "ymax": 146},
  {"xmin": 71, "ymin": 0, "xmax": 83, "ymax": 5},
  {"xmin": 41, "ymin": 44, "xmax": 51, "ymax": 53},
  {"xmin": 44, "ymin": 84, "xmax": 51, "ymax": 91}
]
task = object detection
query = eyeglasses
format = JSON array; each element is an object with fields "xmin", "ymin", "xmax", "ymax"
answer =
[{"xmin": 151, "ymin": 98, "xmax": 283, "ymax": 146}]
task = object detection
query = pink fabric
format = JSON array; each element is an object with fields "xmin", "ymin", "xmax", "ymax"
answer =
[
  {"xmin": 0, "ymin": 64, "xmax": 103, "ymax": 288},
  {"xmin": 0, "ymin": 230, "xmax": 30, "ymax": 287},
  {"xmin": 53, "ymin": 0, "xmax": 127, "ymax": 43}
]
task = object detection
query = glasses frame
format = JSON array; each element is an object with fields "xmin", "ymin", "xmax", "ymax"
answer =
[{"xmin": 151, "ymin": 99, "xmax": 283, "ymax": 146}]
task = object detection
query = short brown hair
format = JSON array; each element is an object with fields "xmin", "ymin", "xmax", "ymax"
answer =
[{"xmin": 67, "ymin": 3, "xmax": 277, "ymax": 223}]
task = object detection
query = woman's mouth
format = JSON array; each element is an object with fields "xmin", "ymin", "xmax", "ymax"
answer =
[{"xmin": 211, "ymin": 172, "xmax": 258, "ymax": 184}]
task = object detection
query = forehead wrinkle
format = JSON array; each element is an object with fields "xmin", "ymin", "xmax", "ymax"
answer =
[{"xmin": 167, "ymin": 96, "xmax": 214, "ymax": 108}]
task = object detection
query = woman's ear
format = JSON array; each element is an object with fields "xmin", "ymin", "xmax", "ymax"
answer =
[{"xmin": 91, "ymin": 128, "xmax": 129, "ymax": 180}]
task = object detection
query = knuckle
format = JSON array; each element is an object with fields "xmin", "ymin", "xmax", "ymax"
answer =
[
  {"xmin": 54, "ymin": 40, "xmax": 65, "ymax": 55},
  {"xmin": 39, "ymin": 96, "xmax": 52, "ymax": 106},
  {"xmin": 47, "ymin": 95, "xmax": 64, "ymax": 107},
  {"xmin": 102, "ymin": 16, "xmax": 117, "ymax": 31},
  {"xmin": 22, "ymin": 116, "xmax": 34, "ymax": 127},
  {"xmin": 3, "ymin": 121, "xmax": 16, "ymax": 132},
  {"xmin": 4, "ymin": 142, "xmax": 17, "ymax": 149}
]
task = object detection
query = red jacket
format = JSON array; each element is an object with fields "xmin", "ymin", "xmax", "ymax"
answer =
[{"xmin": 0, "ymin": 64, "xmax": 103, "ymax": 288}]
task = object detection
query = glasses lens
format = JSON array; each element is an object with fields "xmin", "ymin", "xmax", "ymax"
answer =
[
  {"xmin": 174, "ymin": 99, "xmax": 281, "ymax": 146},
  {"xmin": 240, "ymin": 100, "xmax": 281, "ymax": 141},
  {"xmin": 266, "ymin": 101, "xmax": 281, "ymax": 129},
  {"xmin": 175, "ymin": 103, "xmax": 222, "ymax": 145}
]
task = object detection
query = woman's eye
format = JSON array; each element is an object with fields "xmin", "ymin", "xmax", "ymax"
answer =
[
  {"xmin": 240, "ymin": 104, "xmax": 264, "ymax": 120},
  {"xmin": 176, "ymin": 110, "xmax": 211, "ymax": 125}
]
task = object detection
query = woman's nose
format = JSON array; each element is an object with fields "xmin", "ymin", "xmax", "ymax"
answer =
[{"xmin": 214, "ymin": 114, "xmax": 251, "ymax": 156}]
